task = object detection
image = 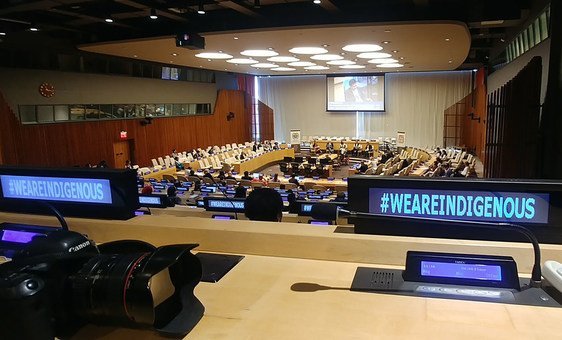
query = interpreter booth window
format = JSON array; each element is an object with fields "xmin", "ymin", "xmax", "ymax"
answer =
[
  {"xmin": 85, "ymin": 104, "xmax": 100, "ymax": 120},
  {"xmin": 69, "ymin": 105, "xmax": 85, "ymax": 121},
  {"xmin": 37, "ymin": 105, "xmax": 54, "ymax": 123},
  {"xmin": 172, "ymin": 104, "xmax": 187, "ymax": 115},
  {"xmin": 196, "ymin": 103, "xmax": 211, "ymax": 114},
  {"xmin": 54, "ymin": 105, "xmax": 69, "ymax": 121},
  {"xmin": 165, "ymin": 104, "xmax": 173, "ymax": 115},
  {"xmin": 99, "ymin": 104, "xmax": 112, "ymax": 119},
  {"xmin": 19, "ymin": 105, "xmax": 36, "ymax": 124},
  {"xmin": 155, "ymin": 104, "xmax": 167, "ymax": 116}
]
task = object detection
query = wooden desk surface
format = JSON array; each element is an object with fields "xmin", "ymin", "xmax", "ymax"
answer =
[
  {"xmin": 74, "ymin": 254, "xmax": 562, "ymax": 339},
  {"xmin": 2, "ymin": 212, "xmax": 562, "ymax": 339},
  {"xmin": 233, "ymin": 148, "xmax": 295, "ymax": 173},
  {"xmin": 142, "ymin": 166, "xmax": 177, "ymax": 181}
]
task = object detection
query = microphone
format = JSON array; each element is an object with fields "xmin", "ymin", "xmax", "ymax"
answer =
[{"xmin": 310, "ymin": 204, "xmax": 543, "ymax": 288}]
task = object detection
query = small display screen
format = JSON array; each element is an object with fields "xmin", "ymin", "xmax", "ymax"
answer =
[
  {"xmin": 139, "ymin": 196, "xmax": 162, "ymax": 205},
  {"xmin": 301, "ymin": 204, "xmax": 313, "ymax": 213},
  {"xmin": 196, "ymin": 200, "xmax": 205, "ymax": 207},
  {"xmin": 309, "ymin": 220, "xmax": 330, "ymax": 225},
  {"xmin": 207, "ymin": 200, "xmax": 245, "ymax": 210},
  {"xmin": 213, "ymin": 215, "xmax": 234, "ymax": 220},
  {"xmin": 421, "ymin": 261, "xmax": 502, "ymax": 281},
  {"xmin": 1, "ymin": 229, "xmax": 44, "ymax": 244}
]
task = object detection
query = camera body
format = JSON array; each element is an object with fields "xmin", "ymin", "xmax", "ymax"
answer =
[{"xmin": 0, "ymin": 230, "xmax": 204, "ymax": 340}]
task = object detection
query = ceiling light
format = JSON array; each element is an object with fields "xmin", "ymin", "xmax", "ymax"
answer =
[
  {"xmin": 382, "ymin": 41, "xmax": 390, "ymax": 44},
  {"xmin": 392, "ymin": 50, "xmax": 398, "ymax": 53},
  {"xmin": 340, "ymin": 65, "xmax": 365, "ymax": 69},
  {"xmin": 251, "ymin": 63, "xmax": 278, "ymax": 68},
  {"xmin": 171, "ymin": 53, "xmax": 178, "ymax": 56},
  {"xmin": 104, "ymin": 18, "xmax": 113, "ymax": 23},
  {"xmin": 310, "ymin": 54, "xmax": 343, "ymax": 61},
  {"xmin": 342, "ymin": 44, "xmax": 382, "ymax": 52},
  {"xmin": 0, "ymin": 32, "xmax": 5, "ymax": 36},
  {"xmin": 149, "ymin": 8, "xmax": 158, "ymax": 19},
  {"xmin": 314, "ymin": 0, "xmax": 322, "ymax": 4},
  {"xmin": 197, "ymin": 0, "xmax": 205, "ymax": 15},
  {"xmin": 448, "ymin": 59, "xmax": 453, "ymax": 63},
  {"xmin": 267, "ymin": 56, "xmax": 299, "ymax": 62},
  {"xmin": 29, "ymin": 26, "xmax": 39, "ymax": 31},
  {"xmin": 357, "ymin": 52, "xmax": 392, "ymax": 59},
  {"xmin": 327, "ymin": 60, "xmax": 355, "ymax": 65},
  {"xmin": 226, "ymin": 58, "xmax": 259, "ymax": 64},
  {"xmin": 241, "ymin": 49, "xmax": 279, "ymax": 57},
  {"xmin": 133, "ymin": 55, "xmax": 138, "ymax": 58},
  {"xmin": 288, "ymin": 61, "xmax": 316, "ymax": 67},
  {"xmin": 445, "ymin": 38, "xmax": 451, "ymax": 42},
  {"xmin": 377, "ymin": 63, "xmax": 404, "ymax": 68},
  {"xmin": 367, "ymin": 58, "xmax": 399, "ymax": 64},
  {"xmin": 195, "ymin": 52, "xmax": 233, "ymax": 59},
  {"xmin": 384, "ymin": 29, "xmax": 391, "ymax": 33},
  {"xmin": 289, "ymin": 47, "xmax": 328, "ymax": 55},
  {"xmin": 272, "ymin": 67, "xmax": 296, "ymax": 71},
  {"xmin": 233, "ymin": 37, "xmax": 239, "ymax": 40},
  {"xmin": 399, "ymin": 57, "xmax": 404, "ymax": 60},
  {"xmin": 305, "ymin": 66, "xmax": 329, "ymax": 70}
]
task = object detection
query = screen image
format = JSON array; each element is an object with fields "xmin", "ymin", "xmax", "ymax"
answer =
[
  {"xmin": 421, "ymin": 261, "xmax": 502, "ymax": 281},
  {"xmin": 326, "ymin": 74, "xmax": 385, "ymax": 111}
]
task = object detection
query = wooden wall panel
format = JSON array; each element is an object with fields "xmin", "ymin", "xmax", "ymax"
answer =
[
  {"xmin": 258, "ymin": 100, "xmax": 274, "ymax": 141},
  {"xmin": 0, "ymin": 90, "xmax": 251, "ymax": 168}
]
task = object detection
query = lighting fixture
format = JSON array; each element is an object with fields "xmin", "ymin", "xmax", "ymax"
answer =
[
  {"xmin": 29, "ymin": 26, "xmax": 39, "ymax": 31},
  {"xmin": 448, "ymin": 59, "xmax": 453, "ymax": 63},
  {"xmin": 310, "ymin": 54, "xmax": 343, "ymax": 61},
  {"xmin": 0, "ymin": 32, "xmax": 5, "ymax": 36},
  {"xmin": 241, "ymin": 49, "xmax": 279, "ymax": 57},
  {"xmin": 445, "ymin": 38, "xmax": 451, "ymax": 42},
  {"xmin": 356, "ymin": 52, "xmax": 392, "ymax": 59},
  {"xmin": 104, "ymin": 18, "xmax": 113, "ymax": 23},
  {"xmin": 272, "ymin": 67, "xmax": 296, "ymax": 71},
  {"xmin": 267, "ymin": 56, "xmax": 299, "ymax": 62},
  {"xmin": 251, "ymin": 63, "xmax": 278, "ymax": 68},
  {"xmin": 342, "ymin": 44, "xmax": 382, "ymax": 52},
  {"xmin": 377, "ymin": 63, "xmax": 404, "ymax": 68},
  {"xmin": 197, "ymin": 1, "xmax": 205, "ymax": 15},
  {"xmin": 171, "ymin": 53, "xmax": 178, "ymax": 56},
  {"xmin": 149, "ymin": 8, "xmax": 158, "ymax": 19},
  {"xmin": 382, "ymin": 41, "xmax": 390, "ymax": 44},
  {"xmin": 305, "ymin": 65, "xmax": 329, "ymax": 70},
  {"xmin": 234, "ymin": 37, "xmax": 239, "ymax": 40},
  {"xmin": 194, "ymin": 52, "xmax": 233, "ymax": 59},
  {"xmin": 384, "ymin": 29, "xmax": 391, "ymax": 33},
  {"xmin": 287, "ymin": 61, "xmax": 316, "ymax": 67},
  {"xmin": 226, "ymin": 58, "xmax": 260, "ymax": 64},
  {"xmin": 326, "ymin": 60, "xmax": 355, "ymax": 65},
  {"xmin": 313, "ymin": 0, "xmax": 321, "ymax": 4},
  {"xmin": 339, "ymin": 65, "xmax": 365, "ymax": 69},
  {"xmin": 289, "ymin": 47, "xmax": 328, "ymax": 55},
  {"xmin": 367, "ymin": 58, "xmax": 399, "ymax": 64}
]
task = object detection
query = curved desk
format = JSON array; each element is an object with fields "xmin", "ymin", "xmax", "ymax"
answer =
[{"xmin": 232, "ymin": 148, "xmax": 295, "ymax": 174}]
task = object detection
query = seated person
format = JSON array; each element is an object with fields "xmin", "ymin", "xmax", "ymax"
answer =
[
  {"xmin": 174, "ymin": 157, "xmax": 184, "ymax": 171},
  {"xmin": 339, "ymin": 141, "xmax": 347, "ymax": 155},
  {"xmin": 245, "ymin": 188, "xmax": 283, "ymax": 222},
  {"xmin": 332, "ymin": 192, "xmax": 347, "ymax": 202},
  {"xmin": 234, "ymin": 184, "xmax": 247, "ymax": 198},
  {"xmin": 273, "ymin": 141, "xmax": 280, "ymax": 150},
  {"xmin": 288, "ymin": 174, "xmax": 300, "ymax": 186},
  {"xmin": 312, "ymin": 142, "xmax": 321, "ymax": 154},
  {"xmin": 286, "ymin": 189, "xmax": 299, "ymax": 213},
  {"xmin": 365, "ymin": 143, "xmax": 374, "ymax": 157},
  {"xmin": 217, "ymin": 170, "xmax": 226, "ymax": 181},
  {"xmin": 326, "ymin": 142, "xmax": 335, "ymax": 154},
  {"xmin": 203, "ymin": 169, "xmax": 213, "ymax": 179},
  {"xmin": 270, "ymin": 173, "xmax": 280, "ymax": 183},
  {"xmin": 241, "ymin": 171, "xmax": 252, "ymax": 181},
  {"xmin": 352, "ymin": 142, "xmax": 361, "ymax": 157},
  {"xmin": 141, "ymin": 185, "xmax": 153, "ymax": 195},
  {"xmin": 358, "ymin": 161, "xmax": 369, "ymax": 173},
  {"xmin": 225, "ymin": 172, "xmax": 236, "ymax": 180},
  {"xmin": 166, "ymin": 186, "xmax": 181, "ymax": 206},
  {"xmin": 189, "ymin": 169, "xmax": 199, "ymax": 178}
]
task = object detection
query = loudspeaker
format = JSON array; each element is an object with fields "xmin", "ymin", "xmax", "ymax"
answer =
[{"xmin": 226, "ymin": 112, "xmax": 235, "ymax": 121}]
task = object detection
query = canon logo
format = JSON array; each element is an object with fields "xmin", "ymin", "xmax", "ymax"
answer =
[{"xmin": 68, "ymin": 240, "xmax": 91, "ymax": 252}]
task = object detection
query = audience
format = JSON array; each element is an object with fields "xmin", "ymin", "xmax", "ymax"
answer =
[
  {"xmin": 245, "ymin": 188, "xmax": 283, "ymax": 222},
  {"xmin": 241, "ymin": 171, "xmax": 252, "ymax": 180}
]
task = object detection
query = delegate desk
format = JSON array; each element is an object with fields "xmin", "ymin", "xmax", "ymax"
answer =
[
  {"xmin": 232, "ymin": 148, "xmax": 295, "ymax": 174},
  {"xmin": 315, "ymin": 139, "xmax": 379, "ymax": 153},
  {"xmin": 1, "ymin": 212, "xmax": 562, "ymax": 339},
  {"xmin": 141, "ymin": 166, "xmax": 178, "ymax": 181}
]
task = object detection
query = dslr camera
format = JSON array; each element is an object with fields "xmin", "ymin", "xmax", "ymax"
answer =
[{"xmin": 0, "ymin": 229, "xmax": 204, "ymax": 339}]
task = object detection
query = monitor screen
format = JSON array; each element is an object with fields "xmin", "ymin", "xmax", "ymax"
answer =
[
  {"xmin": 420, "ymin": 261, "xmax": 502, "ymax": 281},
  {"xmin": 326, "ymin": 74, "xmax": 385, "ymax": 112},
  {"xmin": 1, "ymin": 229, "xmax": 44, "ymax": 244}
]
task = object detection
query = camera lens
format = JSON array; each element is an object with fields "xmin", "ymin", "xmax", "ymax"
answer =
[{"xmin": 69, "ymin": 244, "xmax": 203, "ymax": 335}]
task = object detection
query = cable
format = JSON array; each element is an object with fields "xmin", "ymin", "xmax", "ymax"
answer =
[{"xmin": 36, "ymin": 201, "xmax": 69, "ymax": 231}]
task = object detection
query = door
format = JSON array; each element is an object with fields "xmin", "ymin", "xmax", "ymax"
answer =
[{"xmin": 113, "ymin": 141, "xmax": 131, "ymax": 169}]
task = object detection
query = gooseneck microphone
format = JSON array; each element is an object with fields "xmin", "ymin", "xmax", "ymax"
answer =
[{"xmin": 310, "ymin": 203, "xmax": 543, "ymax": 288}]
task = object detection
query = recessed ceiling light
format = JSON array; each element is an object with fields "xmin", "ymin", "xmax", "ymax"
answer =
[
  {"xmin": 197, "ymin": 0, "xmax": 205, "ymax": 14},
  {"xmin": 377, "ymin": 63, "xmax": 404, "ymax": 68},
  {"xmin": 267, "ymin": 56, "xmax": 300, "ymax": 62},
  {"xmin": 0, "ymin": 32, "xmax": 6, "ymax": 36},
  {"xmin": 367, "ymin": 58, "xmax": 399, "ymax": 64},
  {"xmin": 305, "ymin": 65, "xmax": 330, "ymax": 70},
  {"xmin": 104, "ymin": 18, "xmax": 113, "ymax": 23},
  {"xmin": 288, "ymin": 61, "xmax": 316, "ymax": 67},
  {"xmin": 384, "ymin": 29, "xmax": 391, "ymax": 33},
  {"xmin": 251, "ymin": 63, "xmax": 278, "ymax": 68},
  {"xmin": 382, "ymin": 41, "xmax": 390, "ymax": 44},
  {"xmin": 133, "ymin": 55, "xmax": 138, "ymax": 58},
  {"xmin": 226, "ymin": 58, "xmax": 259, "ymax": 64},
  {"xmin": 233, "ymin": 37, "xmax": 239, "ymax": 40},
  {"xmin": 340, "ymin": 65, "xmax": 366, "ymax": 69},
  {"xmin": 272, "ymin": 67, "xmax": 296, "ymax": 71},
  {"xmin": 313, "ymin": 0, "xmax": 322, "ymax": 4},
  {"xmin": 392, "ymin": 50, "xmax": 398, "ymax": 53},
  {"xmin": 448, "ymin": 59, "xmax": 453, "ymax": 63},
  {"xmin": 195, "ymin": 52, "xmax": 233, "ymax": 59},
  {"xmin": 171, "ymin": 53, "xmax": 178, "ymax": 56},
  {"xmin": 289, "ymin": 47, "xmax": 328, "ymax": 55},
  {"xmin": 310, "ymin": 54, "xmax": 343, "ymax": 61},
  {"xmin": 327, "ymin": 60, "xmax": 355, "ymax": 65},
  {"xmin": 342, "ymin": 44, "xmax": 382, "ymax": 52},
  {"xmin": 357, "ymin": 52, "xmax": 392, "ymax": 59},
  {"xmin": 445, "ymin": 38, "xmax": 451, "ymax": 41},
  {"xmin": 241, "ymin": 49, "xmax": 279, "ymax": 57},
  {"xmin": 149, "ymin": 8, "xmax": 158, "ymax": 19}
]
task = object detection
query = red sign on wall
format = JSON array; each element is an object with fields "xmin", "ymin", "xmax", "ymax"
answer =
[{"xmin": 120, "ymin": 130, "xmax": 127, "ymax": 139}]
